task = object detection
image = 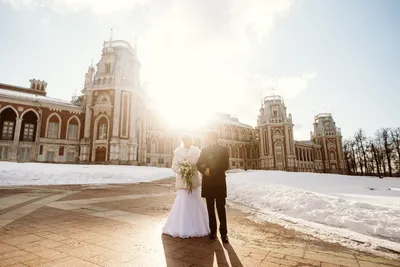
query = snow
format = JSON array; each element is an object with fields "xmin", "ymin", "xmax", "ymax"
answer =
[
  {"xmin": 0, "ymin": 162, "xmax": 174, "ymax": 185},
  {"xmin": 227, "ymin": 171, "xmax": 400, "ymax": 256},
  {"xmin": 0, "ymin": 88, "xmax": 78, "ymax": 108},
  {"xmin": 1, "ymin": 162, "xmax": 400, "ymax": 257}
]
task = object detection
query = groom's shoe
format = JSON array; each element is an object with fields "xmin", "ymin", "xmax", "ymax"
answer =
[
  {"xmin": 209, "ymin": 233, "xmax": 217, "ymax": 240},
  {"xmin": 221, "ymin": 235, "xmax": 229, "ymax": 244}
]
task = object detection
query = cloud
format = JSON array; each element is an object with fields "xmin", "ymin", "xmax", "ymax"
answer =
[
  {"xmin": 40, "ymin": 18, "xmax": 50, "ymax": 25},
  {"xmin": 1, "ymin": 0, "xmax": 151, "ymax": 14},
  {"xmin": 3, "ymin": 0, "xmax": 314, "ymax": 127},
  {"xmin": 246, "ymin": 72, "xmax": 318, "ymax": 98},
  {"xmin": 137, "ymin": 0, "xmax": 298, "ymax": 123}
]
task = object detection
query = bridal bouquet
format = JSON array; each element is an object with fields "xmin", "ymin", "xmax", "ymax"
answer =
[{"xmin": 177, "ymin": 160, "xmax": 197, "ymax": 194}]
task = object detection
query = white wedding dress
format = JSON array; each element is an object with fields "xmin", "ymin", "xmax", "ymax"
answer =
[{"xmin": 162, "ymin": 146, "xmax": 210, "ymax": 238}]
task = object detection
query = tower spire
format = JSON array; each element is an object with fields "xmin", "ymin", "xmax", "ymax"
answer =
[{"xmin": 109, "ymin": 28, "xmax": 113, "ymax": 46}]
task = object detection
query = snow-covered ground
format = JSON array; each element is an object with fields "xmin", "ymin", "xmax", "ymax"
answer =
[
  {"xmin": 227, "ymin": 170, "xmax": 400, "ymax": 256},
  {"xmin": 1, "ymin": 162, "xmax": 400, "ymax": 257},
  {"xmin": 0, "ymin": 162, "xmax": 174, "ymax": 185}
]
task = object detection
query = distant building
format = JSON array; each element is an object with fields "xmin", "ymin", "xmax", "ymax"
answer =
[{"xmin": 0, "ymin": 38, "xmax": 345, "ymax": 173}]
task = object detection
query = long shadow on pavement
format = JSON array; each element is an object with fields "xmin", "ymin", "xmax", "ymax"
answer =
[{"xmin": 161, "ymin": 234, "xmax": 243, "ymax": 266}]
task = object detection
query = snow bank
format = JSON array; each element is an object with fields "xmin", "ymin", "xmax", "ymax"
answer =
[
  {"xmin": 0, "ymin": 162, "xmax": 174, "ymax": 186},
  {"xmin": 227, "ymin": 171, "xmax": 400, "ymax": 249}
]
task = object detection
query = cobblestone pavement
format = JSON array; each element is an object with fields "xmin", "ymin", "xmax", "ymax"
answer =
[{"xmin": 1, "ymin": 179, "xmax": 399, "ymax": 267}]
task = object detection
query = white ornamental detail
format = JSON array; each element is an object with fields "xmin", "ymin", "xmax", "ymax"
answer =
[
  {"xmin": 92, "ymin": 93, "xmax": 113, "ymax": 117},
  {"xmin": 18, "ymin": 106, "xmax": 24, "ymax": 112}
]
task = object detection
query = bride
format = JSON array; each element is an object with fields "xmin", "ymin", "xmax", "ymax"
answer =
[{"xmin": 162, "ymin": 135, "xmax": 210, "ymax": 238}]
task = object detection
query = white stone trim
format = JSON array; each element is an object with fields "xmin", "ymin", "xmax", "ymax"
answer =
[
  {"xmin": 65, "ymin": 115, "xmax": 81, "ymax": 141},
  {"xmin": 120, "ymin": 92, "xmax": 130, "ymax": 138},
  {"xmin": 0, "ymin": 105, "xmax": 19, "ymax": 118},
  {"xmin": 112, "ymin": 90, "xmax": 121, "ymax": 137},
  {"xmin": 150, "ymin": 138, "xmax": 158, "ymax": 154},
  {"xmin": 0, "ymin": 96, "xmax": 84, "ymax": 114},
  {"xmin": 20, "ymin": 108, "xmax": 40, "ymax": 119},
  {"xmin": 45, "ymin": 113, "xmax": 62, "ymax": 139},
  {"xmin": 93, "ymin": 114, "xmax": 110, "ymax": 141}
]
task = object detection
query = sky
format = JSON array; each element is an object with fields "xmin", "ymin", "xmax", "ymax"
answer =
[{"xmin": 0, "ymin": 0, "xmax": 399, "ymax": 140}]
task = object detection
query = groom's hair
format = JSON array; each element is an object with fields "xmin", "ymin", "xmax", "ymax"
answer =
[{"xmin": 206, "ymin": 131, "xmax": 219, "ymax": 141}]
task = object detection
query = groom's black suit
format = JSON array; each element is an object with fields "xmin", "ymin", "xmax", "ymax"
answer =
[{"xmin": 197, "ymin": 144, "xmax": 230, "ymax": 237}]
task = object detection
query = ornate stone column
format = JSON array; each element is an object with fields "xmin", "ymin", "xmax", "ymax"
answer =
[
  {"xmin": 34, "ymin": 119, "xmax": 41, "ymax": 161},
  {"xmin": 11, "ymin": 118, "xmax": 22, "ymax": 161}
]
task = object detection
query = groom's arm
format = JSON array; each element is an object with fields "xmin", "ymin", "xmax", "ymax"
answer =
[
  {"xmin": 209, "ymin": 147, "xmax": 229, "ymax": 176},
  {"xmin": 196, "ymin": 149, "xmax": 207, "ymax": 175}
]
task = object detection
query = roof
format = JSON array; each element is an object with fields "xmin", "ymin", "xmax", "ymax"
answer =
[
  {"xmin": 0, "ymin": 88, "xmax": 80, "ymax": 108},
  {"xmin": 210, "ymin": 113, "xmax": 253, "ymax": 129}
]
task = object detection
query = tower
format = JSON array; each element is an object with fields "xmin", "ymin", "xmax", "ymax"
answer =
[
  {"xmin": 80, "ymin": 34, "xmax": 146, "ymax": 164},
  {"xmin": 257, "ymin": 95, "xmax": 295, "ymax": 170},
  {"xmin": 311, "ymin": 113, "xmax": 345, "ymax": 173}
]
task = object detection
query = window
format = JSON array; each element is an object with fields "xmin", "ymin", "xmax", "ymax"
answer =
[
  {"xmin": 47, "ymin": 122, "xmax": 59, "ymax": 139},
  {"xmin": 273, "ymin": 110, "xmax": 278, "ymax": 118},
  {"xmin": 158, "ymin": 158, "xmax": 164, "ymax": 164},
  {"xmin": 99, "ymin": 124, "xmax": 107, "ymax": 140},
  {"xmin": 151, "ymin": 140, "xmax": 157, "ymax": 154},
  {"xmin": 0, "ymin": 147, "xmax": 10, "ymax": 160},
  {"xmin": 2, "ymin": 121, "xmax": 14, "ymax": 140},
  {"xmin": 46, "ymin": 151, "xmax": 55, "ymax": 161},
  {"xmin": 146, "ymin": 158, "xmax": 151, "ymax": 164},
  {"xmin": 23, "ymin": 124, "xmax": 35, "ymax": 141},
  {"xmin": 67, "ymin": 152, "xmax": 75, "ymax": 162},
  {"xmin": 105, "ymin": 63, "xmax": 111, "ymax": 74},
  {"xmin": 275, "ymin": 142, "xmax": 284, "ymax": 167},
  {"xmin": 18, "ymin": 147, "xmax": 31, "ymax": 161},
  {"xmin": 67, "ymin": 124, "xmax": 78, "ymax": 140},
  {"xmin": 164, "ymin": 142, "xmax": 171, "ymax": 154}
]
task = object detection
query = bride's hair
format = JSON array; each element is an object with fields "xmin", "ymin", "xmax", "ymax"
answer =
[{"xmin": 181, "ymin": 134, "xmax": 194, "ymax": 146}]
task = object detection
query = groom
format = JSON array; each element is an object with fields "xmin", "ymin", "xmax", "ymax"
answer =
[{"xmin": 197, "ymin": 131, "xmax": 230, "ymax": 243}]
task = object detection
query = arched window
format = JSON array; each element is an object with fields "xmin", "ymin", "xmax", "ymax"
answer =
[
  {"xmin": 0, "ymin": 107, "xmax": 18, "ymax": 140},
  {"xmin": 233, "ymin": 128, "xmax": 238, "ymax": 141},
  {"xmin": 46, "ymin": 113, "xmax": 61, "ymax": 139},
  {"xmin": 223, "ymin": 126, "xmax": 231, "ymax": 140},
  {"xmin": 329, "ymin": 150, "xmax": 336, "ymax": 161},
  {"xmin": 164, "ymin": 141, "xmax": 171, "ymax": 154},
  {"xmin": 98, "ymin": 117, "xmax": 108, "ymax": 140},
  {"xmin": 235, "ymin": 147, "xmax": 239, "ymax": 158},
  {"xmin": 151, "ymin": 139, "xmax": 157, "ymax": 154},
  {"xmin": 67, "ymin": 117, "xmax": 80, "ymax": 140},
  {"xmin": 240, "ymin": 129, "xmax": 246, "ymax": 141},
  {"xmin": 275, "ymin": 141, "xmax": 284, "ymax": 169},
  {"xmin": 21, "ymin": 110, "xmax": 39, "ymax": 141},
  {"xmin": 105, "ymin": 63, "xmax": 111, "ymax": 74}
]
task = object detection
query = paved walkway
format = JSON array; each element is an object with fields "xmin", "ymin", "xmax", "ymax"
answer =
[{"xmin": 0, "ymin": 180, "xmax": 399, "ymax": 267}]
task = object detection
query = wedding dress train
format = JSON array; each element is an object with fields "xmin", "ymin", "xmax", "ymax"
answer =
[{"xmin": 162, "ymin": 187, "xmax": 210, "ymax": 238}]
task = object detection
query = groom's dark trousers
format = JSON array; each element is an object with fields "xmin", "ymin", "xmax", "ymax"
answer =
[
  {"xmin": 197, "ymin": 144, "xmax": 230, "ymax": 237},
  {"xmin": 206, "ymin": 198, "xmax": 227, "ymax": 236}
]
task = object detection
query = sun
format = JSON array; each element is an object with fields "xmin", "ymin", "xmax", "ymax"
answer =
[{"xmin": 155, "ymin": 98, "xmax": 213, "ymax": 130}]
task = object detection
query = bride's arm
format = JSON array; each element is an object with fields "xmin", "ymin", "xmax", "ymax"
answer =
[{"xmin": 171, "ymin": 152, "xmax": 182, "ymax": 174}]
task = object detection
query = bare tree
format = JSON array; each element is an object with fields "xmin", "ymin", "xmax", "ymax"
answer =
[
  {"xmin": 390, "ymin": 128, "xmax": 400, "ymax": 176},
  {"xmin": 343, "ymin": 140, "xmax": 354, "ymax": 175},
  {"xmin": 382, "ymin": 129, "xmax": 393, "ymax": 176},
  {"xmin": 354, "ymin": 129, "xmax": 368, "ymax": 174},
  {"xmin": 370, "ymin": 140, "xmax": 381, "ymax": 177}
]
